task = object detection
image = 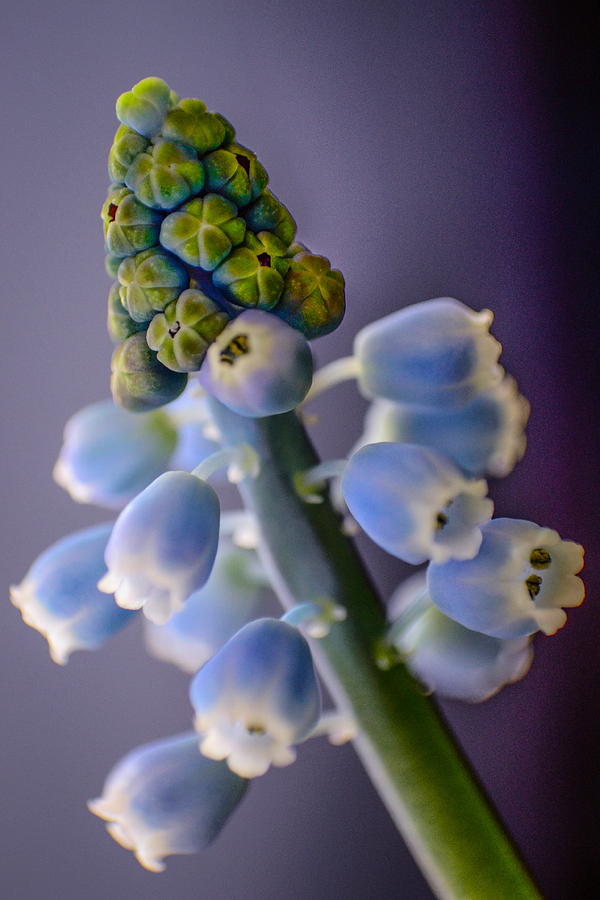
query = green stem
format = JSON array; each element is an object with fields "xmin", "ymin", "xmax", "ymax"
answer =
[{"xmin": 209, "ymin": 400, "xmax": 541, "ymax": 900}]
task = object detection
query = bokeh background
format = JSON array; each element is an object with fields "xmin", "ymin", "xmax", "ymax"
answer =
[{"xmin": 1, "ymin": 1, "xmax": 597, "ymax": 898}]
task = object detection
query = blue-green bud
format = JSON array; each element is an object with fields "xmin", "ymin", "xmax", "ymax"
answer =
[
  {"xmin": 146, "ymin": 289, "xmax": 230, "ymax": 372},
  {"xmin": 244, "ymin": 190, "xmax": 296, "ymax": 245},
  {"xmin": 162, "ymin": 98, "xmax": 228, "ymax": 154},
  {"xmin": 107, "ymin": 282, "xmax": 147, "ymax": 343},
  {"xmin": 105, "ymin": 254, "xmax": 122, "ymax": 278},
  {"xmin": 203, "ymin": 143, "xmax": 268, "ymax": 207},
  {"xmin": 111, "ymin": 333, "xmax": 187, "ymax": 411},
  {"xmin": 125, "ymin": 139, "xmax": 204, "ymax": 211},
  {"xmin": 212, "ymin": 247, "xmax": 285, "ymax": 310},
  {"xmin": 275, "ymin": 252, "xmax": 345, "ymax": 338},
  {"xmin": 101, "ymin": 185, "xmax": 162, "ymax": 258},
  {"xmin": 117, "ymin": 248, "xmax": 189, "ymax": 323},
  {"xmin": 115, "ymin": 76, "xmax": 173, "ymax": 138},
  {"xmin": 108, "ymin": 124, "xmax": 150, "ymax": 183},
  {"xmin": 159, "ymin": 195, "xmax": 245, "ymax": 270}
]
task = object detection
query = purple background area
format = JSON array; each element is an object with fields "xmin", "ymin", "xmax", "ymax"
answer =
[{"xmin": 1, "ymin": 2, "xmax": 597, "ymax": 898}]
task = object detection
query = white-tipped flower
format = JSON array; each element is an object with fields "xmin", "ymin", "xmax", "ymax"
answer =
[
  {"xmin": 99, "ymin": 471, "xmax": 220, "ymax": 624},
  {"xmin": 198, "ymin": 310, "xmax": 313, "ymax": 417},
  {"xmin": 354, "ymin": 298, "xmax": 503, "ymax": 409},
  {"xmin": 388, "ymin": 573, "xmax": 533, "ymax": 702},
  {"xmin": 357, "ymin": 376, "xmax": 529, "ymax": 478},
  {"xmin": 10, "ymin": 523, "xmax": 135, "ymax": 664},
  {"xmin": 88, "ymin": 732, "xmax": 247, "ymax": 872},
  {"xmin": 427, "ymin": 518, "xmax": 585, "ymax": 639},
  {"xmin": 144, "ymin": 538, "xmax": 267, "ymax": 673},
  {"xmin": 341, "ymin": 442, "xmax": 493, "ymax": 565},
  {"xmin": 190, "ymin": 618, "xmax": 321, "ymax": 778}
]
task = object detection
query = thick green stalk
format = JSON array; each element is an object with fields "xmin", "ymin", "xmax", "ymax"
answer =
[{"xmin": 210, "ymin": 400, "xmax": 541, "ymax": 900}]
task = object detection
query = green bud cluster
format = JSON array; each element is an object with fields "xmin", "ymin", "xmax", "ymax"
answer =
[{"xmin": 103, "ymin": 76, "xmax": 345, "ymax": 410}]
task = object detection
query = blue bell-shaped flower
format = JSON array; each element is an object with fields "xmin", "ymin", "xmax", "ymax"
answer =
[
  {"xmin": 53, "ymin": 400, "xmax": 178, "ymax": 509},
  {"xmin": 144, "ymin": 537, "xmax": 267, "ymax": 673},
  {"xmin": 190, "ymin": 618, "xmax": 321, "ymax": 778},
  {"xmin": 427, "ymin": 518, "xmax": 585, "ymax": 638},
  {"xmin": 354, "ymin": 298, "xmax": 502, "ymax": 409},
  {"xmin": 10, "ymin": 523, "xmax": 135, "ymax": 664},
  {"xmin": 198, "ymin": 310, "xmax": 313, "ymax": 417},
  {"xmin": 88, "ymin": 732, "xmax": 247, "ymax": 872},
  {"xmin": 358, "ymin": 376, "xmax": 529, "ymax": 478},
  {"xmin": 388, "ymin": 573, "xmax": 533, "ymax": 702},
  {"xmin": 341, "ymin": 442, "xmax": 493, "ymax": 565},
  {"xmin": 98, "ymin": 471, "xmax": 220, "ymax": 624}
]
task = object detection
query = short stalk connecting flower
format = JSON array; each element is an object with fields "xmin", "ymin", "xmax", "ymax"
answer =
[
  {"xmin": 190, "ymin": 618, "xmax": 321, "ymax": 778},
  {"xmin": 98, "ymin": 470, "xmax": 220, "ymax": 624},
  {"xmin": 427, "ymin": 518, "xmax": 585, "ymax": 638},
  {"xmin": 341, "ymin": 442, "xmax": 493, "ymax": 564},
  {"xmin": 11, "ymin": 523, "xmax": 135, "ymax": 664},
  {"xmin": 88, "ymin": 732, "xmax": 248, "ymax": 872}
]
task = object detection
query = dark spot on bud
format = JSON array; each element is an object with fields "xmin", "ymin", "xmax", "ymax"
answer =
[
  {"xmin": 107, "ymin": 203, "xmax": 118, "ymax": 222},
  {"xmin": 220, "ymin": 333, "xmax": 250, "ymax": 366},
  {"xmin": 257, "ymin": 253, "xmax": 271, "ymax": 267},
  {"xmin": 530, "ymin": 548, "xmax": 551, "ymax": 569},
  {"xmin": 526, "ymin": 574, "xmax": 542, "ymax": 598},
  {"xmin": 246, "ymin": 723, "xmax": 265, "ymax": 736},
  {"xmin": 235, "ymin": 153, "xmax": 251, "ymax": 175},
  {"xmin": 168, "ymin": 321, "xmax": 181, "ymax": 338},
  {"xmin": 435, "ymin": 512, "xmax": 448, "ymax": 530}
]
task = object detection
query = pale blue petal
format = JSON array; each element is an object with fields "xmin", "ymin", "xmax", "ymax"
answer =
[
  {"xmin": 354, "ymin": 298, "xmax": 502, "ymax": 409},
  {"xmin": 11, "ymin": 523, "xmax": 135, "ymax": 664},
  {"xmin": 89, "ymin": 732, "xmax": 247, "ymax": 872},
  {"xmin": 54, "ymin": 400, "xmax": 177, "ymax": 509}
]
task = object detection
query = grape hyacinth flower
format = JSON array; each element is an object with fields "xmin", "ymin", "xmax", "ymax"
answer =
[
  {"xmin": 358, "ymin": 376, "xmax": 530, "ymax": 478},
  {"xmin": 88, "ymin": 732, "xmax": 248, "ymax": 872},
  {"xmin": 427, "ymin": 518, "xmax": 585, "ymax": 638},
  {"xmin": 354, "ymin": 298, "xmax": 503, "ymax": 408},
  {"xmin": 53, "ymin": 399, "xmax": 178, "ymax": 509},
  {"xmin": 10, "ymin": 523, "xmax": 135, "ymax": 664},
  {"xmin": 190, "ymin": 618, "xmax": 321, "ymax": 778},
  {"xmin": 387, "ymin": 573, "xmax": 533, "ymax": 702},
  {"xmin": 198, "ymin": 310, "xmax": 313, "ymax": 417},
  {"xmin": 341, "ymin": 442, "xmax": 493, "ymax": 564},
  {"xmin": 98, "ymin": 471, "xmax": 220, "ymax": 624},
  {"xmin": 144, "ymin": 537, "xmax": 267, "ymax": 673}
]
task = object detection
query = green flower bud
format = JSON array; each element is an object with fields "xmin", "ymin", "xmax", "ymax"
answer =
[
  {"xmin": 162, "ymin": 99, "xmax": 228, "ymax": 154},
  {"xmin": 107, "ymin": 282, "xmax": 147, "ymax": 343},
  {"xmin": 215, "ymin": 113, "xmax": 236, "ymax": 145},
  {"xmin": 203, "ymin": 143, "xmax": 268, "ymax": 208},
  {"xmin": 111, "ymin": 332, "xmax": 187, "ymax": 411},
  {"xmin": 146, "ymin": 289, "xmax": 230, "ymax": 373},
  {"xmin": 244, "ymin": 190, "xmax": 296, "ymax": 245},
  {"xmin": 159, "ymin": 195, "xmax": 245, "ymax": 271},
  {"xmin": 125, "ymin": 139, "xmax": 204, "ymax": 211},
  {"xmin": 275, "ymin": 252, "xmax": 345, "ymax": 339},
  {"xmin": 212, "ymin": 247, "xmax": 285, "ymax": 310},
  {"xmin": 115, "ymin": 77, "xmax": 173, "ymax": 138},
  {"xmin": 105, "ymin": 254, "xmax": 122, "ymax": 278},
  {"xmin": 108, "ymin": 124, "xmax": 150, "ymax": 183},
  {"xmin": 101, "ymin": 186, "xmax": 163, "ymax": 258},
  {"xmin": 118, "ymin": 248, "xmax": 189, "ymax": 323}
]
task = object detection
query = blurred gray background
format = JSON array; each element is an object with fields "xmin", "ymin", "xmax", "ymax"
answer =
[{"xmin": 2, "ymin": 1, "xmax": 597, "ymax": 898}]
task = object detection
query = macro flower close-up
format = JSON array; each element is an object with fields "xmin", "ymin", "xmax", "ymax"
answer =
[{"xmin": 2, "ymin": 4, "xmax": 596, "ymax": 900}]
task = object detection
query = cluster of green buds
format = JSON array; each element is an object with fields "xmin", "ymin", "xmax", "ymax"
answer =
[{"xmin": 104, "ymin": 77, "xmax": 345, "ymax": 412}]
